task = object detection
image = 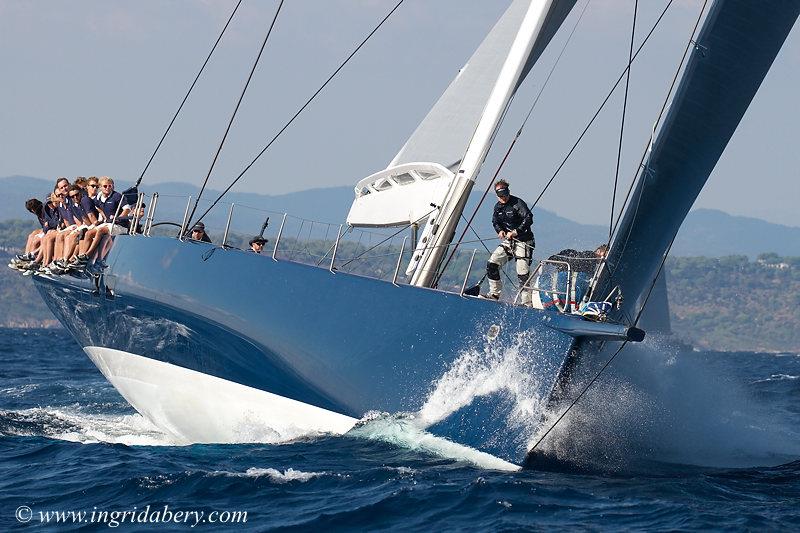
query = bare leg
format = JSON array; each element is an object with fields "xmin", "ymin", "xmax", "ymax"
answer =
[
  {"xmin": 78, "ymin": 228, "xmax": 98, "ymax": 256},
  {"xmin": 54, "ymin": 233, "xmax": 65, "ymax": 262},
  {"xmin": 97, "ymin": 234, "xmax": 114, "ymax": 261},
  {"xmin": 84, "ymin": 226, "xmax": 109, "ymax": 257},
  {"xmin": 24, "ymin": 230, "xmax": 40, "ymax": 254},
  {"xmin": 41, "ymin": 231, "xmax": 57, "ymax": 266},
  {"xmin": 62, "ymin": 232, "xmax": 80, "ymax": 261}
]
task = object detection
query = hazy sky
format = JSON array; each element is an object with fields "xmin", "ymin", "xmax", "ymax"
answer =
[{"xmin": 1, "ymin": 0, "xmax": 797, "ymax": 227}]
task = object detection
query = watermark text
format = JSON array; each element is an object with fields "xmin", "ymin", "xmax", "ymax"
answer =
[{"xmin": 15, "ymin": 504, "xmax": 247, "ymax": 528}]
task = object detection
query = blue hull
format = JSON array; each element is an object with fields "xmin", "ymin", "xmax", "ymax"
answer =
[{"xmin": 33, "ymin": 235, "xmax": 598, "ymax": 462}]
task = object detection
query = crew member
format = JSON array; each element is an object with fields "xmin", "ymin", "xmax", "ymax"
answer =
[
  {"xmin": 189, "ymin": 222, "xmax": 212, "ymax": 243},
  {"xmin": 248, "ymin": 236, "xmax": 267, "ymax": 253},
  {"xmin": 485, "ymin": 179, "xmax": 535, "ymax": 304}
]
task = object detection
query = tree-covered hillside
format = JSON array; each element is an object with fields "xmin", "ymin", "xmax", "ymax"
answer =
[
  {"xmin": 1, "ymin": 220, "xmax": 798, "ymax": 351},
  {"xmin": 666, "ymin": 254, "xmax": 800, "ymax": 352}
]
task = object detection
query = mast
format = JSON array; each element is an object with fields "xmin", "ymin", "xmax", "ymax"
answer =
[
  {"xmin": 345, "ymin": 0, "xmax": 576, "ymax": 286},
  {"xmin": 409, "ymin": 0, "xmax": 575, "ymax": 287},
  {"xmin": 598, "ymin": 0, "xmax": 799, "ymax": 322}
]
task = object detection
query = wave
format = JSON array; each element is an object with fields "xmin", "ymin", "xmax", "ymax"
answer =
[
  {"xmin": 0, "ymin": 406, "xmax": 180, "ymax": 446},
  {"xmin": 347, "ymin": 412, "xmax": 519, "ymax": 472},
  {"xmin": 414, "ymin": 326, "xmax": 564, "ymax": 461},
  {"xmin": 752, "ymin": 373, "xmax": 799, "ymax": 383},
  {"xmin": 213, "ymin": 467, "xmax": 324, "ymax": 483},
  {"xmin": 528, "ymin": 335, "xmax": 800, "ymax": 470}
]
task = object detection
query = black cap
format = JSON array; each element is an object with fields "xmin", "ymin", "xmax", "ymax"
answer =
[
  {"xmin": 190, "ymin": 222, "xmax": 205, "ymax": 232},
  {"xmin": 249, "ymin": 236, "xmax": 267, "ymax": 246}
]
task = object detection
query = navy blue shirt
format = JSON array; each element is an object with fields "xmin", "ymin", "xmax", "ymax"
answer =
[
  {"xmin": 69, "ymin": 200, "xmax": 88, "ymax": 225},
  {"xmin": 58, "ymin": 203, "xmax": 76, "ymax": 226},
  {"xmin": 80, "ymin": 195, "xmax": 98, "ymax": 222},
  {"xmin": 94, "ymin": 191, "xmax": 123, "ymax": 220},
  {"xmin": 37, "ymin": 200, "xmax": 61, "ymax": 233},
  {"xmin": 42, "ymin": 201, "xmax": 61, "ymax": 231}
]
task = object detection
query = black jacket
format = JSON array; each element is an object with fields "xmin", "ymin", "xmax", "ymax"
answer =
[{"xmin": 492, "ymin": 195, "xmax": 534, "ymax": 243}]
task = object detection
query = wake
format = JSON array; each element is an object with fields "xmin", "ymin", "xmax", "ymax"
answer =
[{"xmin": 0, "ymin": 405, "xmax": 179, "ymax": 446}]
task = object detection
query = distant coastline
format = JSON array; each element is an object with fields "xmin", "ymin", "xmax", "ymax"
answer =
[{"xmin": 2, "ymin": 220, "xmax": 798, "ymax": 351}]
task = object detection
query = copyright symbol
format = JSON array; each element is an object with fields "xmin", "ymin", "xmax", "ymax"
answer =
[{"xmin": 16, "ymin": 505, "xmax": 32, "ymax": 523}]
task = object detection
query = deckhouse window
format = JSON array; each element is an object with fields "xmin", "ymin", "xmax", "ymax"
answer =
[
  {"xmin": 417, "ymin": 171, "xmax": 438, "ymax": 180},
  {"xmin": 392, "ymin": 173, "xmax": 415, "ymax": 185},
  {"xmin": 373, "ymin": 178, "xmax": 393, "ymax": 191}
]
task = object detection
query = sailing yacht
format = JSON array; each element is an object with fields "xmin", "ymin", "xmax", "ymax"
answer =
[{"xmin": 31, "ymin": 0, "xmax": 798, "ymax": 464}]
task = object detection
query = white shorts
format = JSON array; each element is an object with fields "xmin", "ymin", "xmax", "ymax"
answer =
[{"xmin": 98, "ymin": 222, "xmax": 128, "ymax": 236}]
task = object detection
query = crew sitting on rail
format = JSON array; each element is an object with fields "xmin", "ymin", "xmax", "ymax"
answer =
[
  {"xmin": 484, "ymin": 179, "xmax": 535, "ymax": 305},
  {"xmin": 10, "ymin": 199, "xmax": 51, "ymax": 267},
  {"xmin": 46, "ymin": 185, "xmax": 93, "ymax": 275},
  {"xmin": 53, "ymin": 185, "xmax": 107, "ymax": 274},
  {"xmin": 94, "ymin": 177, "xmax": 130, "ymax": 234},
  {"xmin": 248, "ymin": 236, "xmax": 267, "ymax": 253},
  {"xmin": 85, "ymin": 177, "xmax": 100, "ymax": 200},
  {"xmin": 9, "ymin": 176, "xmax": 131, "ymax": 275}
]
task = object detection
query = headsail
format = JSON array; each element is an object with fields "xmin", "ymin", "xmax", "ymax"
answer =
[
  {"xmin": 346, "ymin": 0, "xmax": 576, "ymax": 240},
  {"xmin": 391, "ymin": 0, "xmax": 575, "ymax": 171},
  {"xmin": 600, "ymin": 0, "xmax": 800, "ymax": 322}
]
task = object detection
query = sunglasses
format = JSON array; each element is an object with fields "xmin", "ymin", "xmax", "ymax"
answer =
[
  {"xmin": 69, "ymin": 194, "xmax": 80, "ymax": 199},
  {"xmin": 495, "ymin": 188, "xmax": 510, "ymax": 196},
  {"xmin": 87, "ymin": 184, "xmax": 98, "ymax": 188},
  {"xmin": 101, "ymin": 184, "xmax": 113, "ymax": 188}
]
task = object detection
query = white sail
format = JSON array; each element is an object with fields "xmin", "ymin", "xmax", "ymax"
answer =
[
  {"xmin": 408, "ymin": 0, "xmax": 576, "ymax": 286},
  {"xmin": 393, "ymin": 0, "xmax": 576, "ymax": 170},
  {"xmin": 346, "ymin": 0, "xmax": 576, "ymax": 232}
]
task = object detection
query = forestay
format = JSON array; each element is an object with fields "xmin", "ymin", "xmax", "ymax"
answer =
[{"xmin": 601, "ymin": 0, "xmax": 800, "ymax": 322}]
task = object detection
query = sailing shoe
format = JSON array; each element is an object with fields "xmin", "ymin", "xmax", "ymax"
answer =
[
  {"xmin": 481, "ymin": 293, "xmax": 500, "ymax": 301},
  {"xmin": 49, "ymin": 265, "xmax": 67, "ymax": 275}
]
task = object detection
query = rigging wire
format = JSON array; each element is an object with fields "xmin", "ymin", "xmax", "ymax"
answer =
[
  {"xmin": 185, "ymin": 0, "xmax": 286, "ymax": 231},
  {"xmin": 192, "ymin": 0, "xmax": 406, "ymax": 227},
  {"xmin": 609, "ymin": 0, "xmax": 638, "ymax": 240},
  {"xmin": 528, "ymin": 235, "xmax": 675, "ymax": 454},
  {"xmin": 529, "ymin": 0, "xmax": 712, "ymax": 452},
  {"xmin": 530, "ymin": 0, "xmax": 676, "ymax": 209},
  {"xmin": 432, "ymin": 0, "xmax": 592, "ymax": 288},
  {"xmin": 592, "ymin": 0, "xmax": 710, "ymax": 300},
  {"xmin": 608, "ymin": 0, "xmax": 710, "ymax": 245},
  {"xmin": 136, "ymin": 0, "xmax": 244, "ymax": 188},
  {"xmin": 337, "ymin": 209, "xmax": 433, "ymax": 269}
]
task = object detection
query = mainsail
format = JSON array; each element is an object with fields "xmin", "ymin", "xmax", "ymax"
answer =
[
  {"xmin": 600, "ymin": 0, "xmax": 800, "ymax": 322},
  {"xmin": 346, "ymin": 0, "xmax": 576, "ymax": 286}
]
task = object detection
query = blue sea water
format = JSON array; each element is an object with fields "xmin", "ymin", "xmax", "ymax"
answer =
[{"xmin": 1, "ymin": 327, "xmax": 799, "ymax": 531}]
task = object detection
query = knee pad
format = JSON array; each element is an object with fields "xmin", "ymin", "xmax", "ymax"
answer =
[{"xmin": 487, "ymin": 261, "xmax": 501, "ymax": 281}]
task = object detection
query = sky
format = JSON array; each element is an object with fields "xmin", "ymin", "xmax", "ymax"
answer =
[{"xmin": 1, "ymin": 0, "xmax": 797, "ymax": 227}]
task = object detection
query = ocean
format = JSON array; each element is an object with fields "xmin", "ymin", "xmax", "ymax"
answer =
[{"xmin": 1, "ymin": 327, "xmax": 799, "ymax": 531}]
